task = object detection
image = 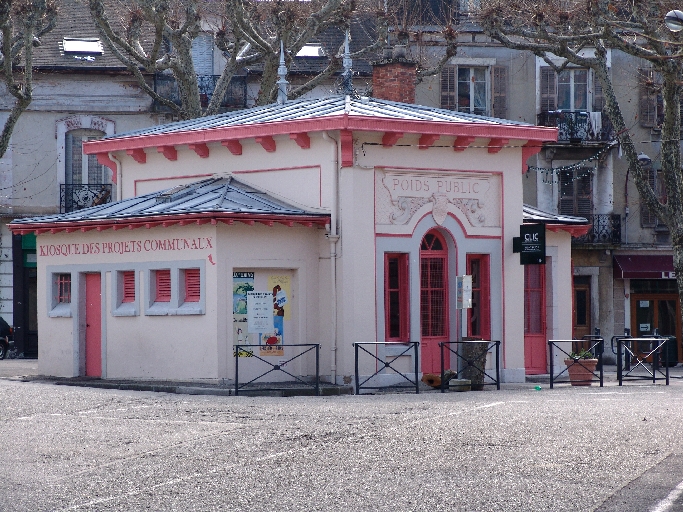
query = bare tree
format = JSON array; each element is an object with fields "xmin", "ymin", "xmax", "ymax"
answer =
[
  {"xmin": 0, "ymin": 0, "xmax": 57, "ymax": 158},
  {"xmin": 88, "ymin": 0, "xmax": 393, "ymax": 119},
  {"xmin": 479, "ymin": 0, "xmax": 683, "ymax": 316},
  {"xmin": 89, "ymin": 0, "xmax": 461, "ymax": 119}
]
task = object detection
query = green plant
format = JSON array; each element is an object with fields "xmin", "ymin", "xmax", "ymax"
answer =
[{"xmin": 569, "ymin": 349, "xmax": 595, "ymax": 360}]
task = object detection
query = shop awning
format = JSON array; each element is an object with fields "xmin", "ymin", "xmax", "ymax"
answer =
[{"xmin": 613, "ymin": 254, "xmax": 675, "ymax": 280}]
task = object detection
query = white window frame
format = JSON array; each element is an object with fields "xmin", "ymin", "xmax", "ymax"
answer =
[{"xmin": 441, "ymin": 58, "xmax": 496, "ymax": 116}]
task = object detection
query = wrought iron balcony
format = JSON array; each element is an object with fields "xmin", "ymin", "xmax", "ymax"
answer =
[
  {"xmin": 153, "ymin": 74, "xmax": 247, "ymax": 112},
  {"xmin": 572, "ymin": 214, "xmax": 622, "ymax": 245},
  {"xmin": 60, "ymin": 184, "xmax": 113, "ymax": 213},
  {"xmin": 538, "ymin": 111, "xmax": 614, "ymax": 143}
]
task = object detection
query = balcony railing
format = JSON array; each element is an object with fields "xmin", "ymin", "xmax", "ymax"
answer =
[
  {"xmin": 538, "ymin": 111, "xmax": 614, "ymax": 143},
  {"xmin": 572, "ymin": 214, "xmax": 622, "ymax": 245},
  {"xmin": 60, "ymin": 184, "xmax": 113, "ymax": 213},
  {"xmin": 153, "ymin": 74, "xmax": 247, "ymax": 113}
]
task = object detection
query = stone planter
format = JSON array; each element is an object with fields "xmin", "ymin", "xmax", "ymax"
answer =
[{"xmin": 564, "ymin": 358, "xmax": 598, "ymax": 386}]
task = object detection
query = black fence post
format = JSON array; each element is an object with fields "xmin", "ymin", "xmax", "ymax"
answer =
[
  {"xmin": 235, "ymin": 345, "xmax": 240, "ymax": 396},
  {"xmin": 315, "ymin": 344, "xmax": 320, "ymax": 396},
  {"xmin": 354, "ymin": 343, "xmax": 360, "ymax": 395},
  {"xmin": 414, "ymin": 342, "xmax": 420, "ymax": 394},
  {"xmin": 617, "ymin": 338, "xmax": 622, "ymax": 386},
  {"xmin": 495, "ymin": 341, "xmax": 501, "ymax": 390},
  {"xmin": 549, "ymin": 340, "xmax": 554, "ymax": 389}
]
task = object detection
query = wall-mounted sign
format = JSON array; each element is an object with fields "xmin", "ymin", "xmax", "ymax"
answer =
[
  {"xmin": 513, "ymin": 224, "xmax": 546, "ymax": 265},
  {"xmin": 456, "ymin": 275, "xmax": 473, "ymax": 309},
  {"xmin": 247, "ymin": 291, "xmax": 274, "ymax": 333}
]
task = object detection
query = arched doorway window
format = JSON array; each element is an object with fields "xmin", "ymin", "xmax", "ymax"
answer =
[{"xmin": 420, "ymin": 230, "xmax": 449, "ymax": 372}]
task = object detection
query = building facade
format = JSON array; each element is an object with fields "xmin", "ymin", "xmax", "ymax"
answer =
[{"xmin": 10, "ymin": 83, "xmax": 584, "ymax": 384}]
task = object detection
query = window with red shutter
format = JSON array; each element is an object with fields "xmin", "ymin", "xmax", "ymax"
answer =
[
  {"xmin": 385, "ymin": 254, "xmax": 409, "ymax": 342},
  {"xmin": 155, "ymin": 269, "xmax": 171, "ymax": 302},
  {"xmin": 122, "ymin": 271, "xmax": 135, "ymax": 303},
  {"xmin": 184, "ymin": 268, "xmax": 201, "ymax": 303},
  {"xmin": 467, "ymin": 254, "xmax": 491, "ymax": 340}
]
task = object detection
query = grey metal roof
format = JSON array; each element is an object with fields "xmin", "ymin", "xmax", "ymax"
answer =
[
  {"xmin": 523, "ymin": 204, "xmax": 588, "ymax": 225},
  {"xmin": 105, "ymin": 95, "xmax": 527, "ymax": 140},
  {"xmin": 10, "ymin": 175, "xmax": 328, "ymax": 226}
]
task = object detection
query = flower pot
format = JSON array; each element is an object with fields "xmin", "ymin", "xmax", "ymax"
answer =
[{"xmin": 564, "ymin": 358, "xmax": 598, "ymax": 386}]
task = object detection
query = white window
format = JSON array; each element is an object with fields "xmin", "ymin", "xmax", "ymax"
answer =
[{"xmin": 441, "ymin": 65, "xmax": 507, "ymax": 118}]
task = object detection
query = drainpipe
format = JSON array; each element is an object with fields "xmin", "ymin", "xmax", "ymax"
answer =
[{"xmin": 322, "ymin": 131, "xmax": 339, "ymax": 384}]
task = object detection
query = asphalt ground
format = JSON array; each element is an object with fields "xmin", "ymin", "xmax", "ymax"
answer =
[{"xmin": 2, "ymin": 360, "xmax": 683, "ymax": 511}]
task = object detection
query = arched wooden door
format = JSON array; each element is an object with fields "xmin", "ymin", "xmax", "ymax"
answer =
[{"xmin": 420, "ymin": 230, "xmax": 449, "ymax": 373}]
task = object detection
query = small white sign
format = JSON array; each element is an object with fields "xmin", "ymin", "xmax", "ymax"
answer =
[
  {"xmin": 456, "ymin": 275, "xmax": 473, "ymax": 309},
  {"xmin": 639, "ymin": 323, "xmax": 651, "ymax": 332},
  {"xmin": 639, "ymin": 301, "xmax": 650, "ymax": 308},
  {"xmin": 247, "ymin": 291, "xmax": 274, "ymax": 333}
]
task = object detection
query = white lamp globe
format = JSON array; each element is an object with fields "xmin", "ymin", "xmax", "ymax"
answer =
[{"xmin": 665, "ymin": 10, "xmax": 683, "ymax": 32}]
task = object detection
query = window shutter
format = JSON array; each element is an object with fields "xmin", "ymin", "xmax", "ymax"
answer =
[
  {"xmin": 640, "ymin": 167, "xmax": 657, "ymax": 227},
  {"xmin": 575, "ymin": 168, "xmax": 593, "ymax": 216},
  {"xmin": 155, "ymin": 269, "xmax": 171, "ymax": 302},
  {"xmin": 559, "ymin": 170, "xmax": 575, "ymax": 215},
  {"xmin": 559, "ymin": 168, "xmax": 593, "ymax": 216},
  {"xmin": 492, "ymin": 66, "xmax": 507, "ymax": 119},
  {"xmin": 592, "ymin": 72, "xmax": 605, "ymax": 112},
  {"xmin": 184, "ymin": 268, "xmax": 201, "ymax": 303},
  {"xmin": 192, "ymin": 33, "xmax": 214, "ymax": 75},
  {"xmin": 122, "ymin": 271, "xmax": 135, "ymax": 303},
  {"xmin": 639, "ymin": 68, "xmax": 658, "ymax": 128},
  {"xmin": 441, "ymin": 66, "xmax": 456, "ymax": 110},
  {"xmin": 540, "ymin": 67, "xmax": 556, "ymax": 112}
]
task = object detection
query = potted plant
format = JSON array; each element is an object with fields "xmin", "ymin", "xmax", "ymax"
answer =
[{"xmin": 564, "ymin": 349, "xmax": 598, "ymax": 386}]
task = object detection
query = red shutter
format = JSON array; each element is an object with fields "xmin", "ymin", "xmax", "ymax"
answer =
[
  {"xmin": 184, "ymin": 268, "xmax": 201, "ymax": 302},
  {"xmin": 155, "ymin": 269, "xmax": 171, "ymax": 302},
  {"xmin": 467, "ymin": 254, "xmax": 491, "ymax": 340},
  {"xmin": 122, "ymin": 271, "xmax": 135, "ymax": 303},
  {"xmin": 385, "ymin": 254, "xmax": 409, "ymax": 341}
]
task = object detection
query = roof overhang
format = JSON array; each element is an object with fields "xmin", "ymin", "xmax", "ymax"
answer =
[
  {"xmin": 613, "ymin": 254, "xmax": 675, "ymax": 280},
  {"xmin": 9, "ymin": 212, "xmax": 330, "ymax": 235},
  {"xmin": 83, "ymin": 114, "xmax": 558, "ymax": 156}
]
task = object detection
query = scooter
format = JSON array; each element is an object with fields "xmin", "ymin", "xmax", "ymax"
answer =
[{"xmin": 0, "ymin": 335, "xmax": 16, "ymax": 359}]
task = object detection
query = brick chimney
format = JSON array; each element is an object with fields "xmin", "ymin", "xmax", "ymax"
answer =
[{"xmin": 372, "ymin": 46, "xmax": 416, "ymax": 104}]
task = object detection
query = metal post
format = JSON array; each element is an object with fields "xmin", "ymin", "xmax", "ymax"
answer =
[
  {"xmin": 495, "ymin": 341, "xmax": 500, "ymax": 390},
  {"xmin": 315, "ymin": 344, "xmax": 320, "ymax": 396},
  {"xmin": 234, "ymin": 345, "xmax": 239, "ymax": 396},
  {"xmin": 549, "ymin": 340, "xmax": 554, "ymax": 389},
  {"xmin": 440, "ymin": 342, "xmax": 446, "ymax": 394},
  {"xmin": 617, "ymin": 338, "xmax": 623, "ymax": 386},
  {"xmin": 599, "ymin": 338, "xmax": 604, "ymax": 387},
  {"xmin": 653, "ymin": 339, "xmax": 658, "ymax": 384},
  {"xmin": 414, "ymin": 342, "xmax": 420, "ymax": 394},
  {"xmin": 354, "ymin": 343, "xmax": 360, "ymax": 395},
  {"xmin": 665, "ymin": 339, "xmax": 670, "ymax": 386}
]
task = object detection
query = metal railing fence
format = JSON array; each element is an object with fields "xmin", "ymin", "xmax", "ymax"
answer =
[
  {"xmin": 438, "ymin": 340, "xmax": 501, "ymax": 392},
  {"xmin": 353, "ymin": 342, "xmax": 420, "ymax": 394}
]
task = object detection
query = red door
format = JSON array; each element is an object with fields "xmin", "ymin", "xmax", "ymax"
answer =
[
  {"xmin": 524, "ymin": 264, "xmax": 547, "ymax": 374},
  {"xmin": 85, "ymin": 273, "xmax": 102, "ymax": 377},
  {"xmin": 420, "ymin": 231, "xmax": 449, "ymax": 373}
]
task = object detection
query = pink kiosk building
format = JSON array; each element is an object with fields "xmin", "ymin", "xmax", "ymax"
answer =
[{"xmin": 10, "ymin": 61, "xmax": 588, "ymax": 386}]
